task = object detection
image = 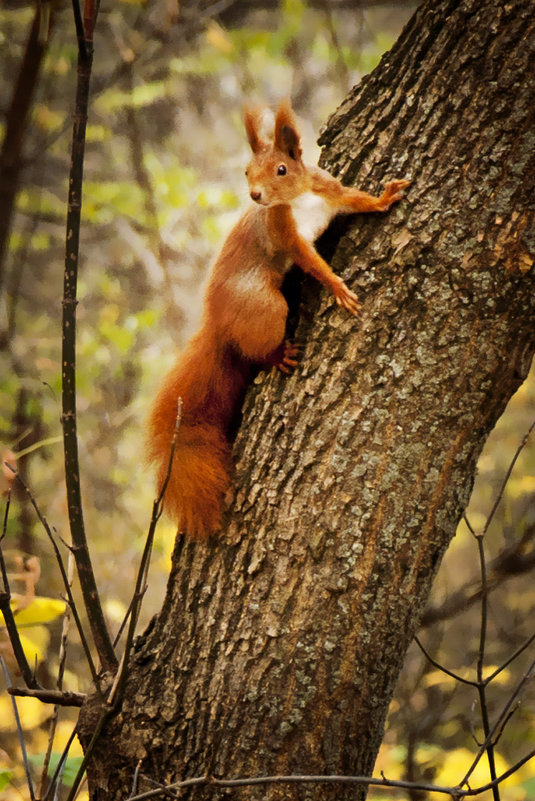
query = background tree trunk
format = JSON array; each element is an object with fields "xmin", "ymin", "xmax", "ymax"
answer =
[
  {"xmin": 79, "ymin": 0, "xmax": 535, "ymax": 797},
  {"xmin": 0, "ymin": 5, "xmax": 52, "ymax": 290}
]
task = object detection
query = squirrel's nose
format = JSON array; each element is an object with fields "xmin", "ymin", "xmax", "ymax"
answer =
[{"xmin": 250, "ymin": 190, "xmax": 262, "ymax": 202}]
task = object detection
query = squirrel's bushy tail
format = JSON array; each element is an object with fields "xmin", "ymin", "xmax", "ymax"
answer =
[
  {"xmin": 147, "ymin": 331, "xmax": 245, "ymax": 538},
  {"xmin": 148, "ymin": 418, "xmax": 230, "ymax": 538}
]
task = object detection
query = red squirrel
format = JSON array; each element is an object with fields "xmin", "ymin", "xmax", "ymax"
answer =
[{"xmin": 148, "ymin": 99, "xmax": 409, "ymax": 537}]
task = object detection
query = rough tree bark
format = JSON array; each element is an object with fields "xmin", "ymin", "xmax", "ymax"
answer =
[{"xmin": 79, "ymin": 0, "xmax": 535, "ymax": 797}]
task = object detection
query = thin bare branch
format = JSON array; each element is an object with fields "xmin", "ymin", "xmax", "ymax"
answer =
[
  {"xmin": 65, "ymin": 400, "xmax": 183, "ymax": 801},
  {"xmin": 38, "ymin": 553, "xmax": 74, "ymax": 798},
  {"xmin": 124, "ymin": 772, "xmax": 463, "ymax": 801},
  {"xmin": 483, "ymin": 419, "xmax": 535, "ymax": 536},
  {"xmin": 467, "ymin": 745, "xmax": 535, "ymax": 795},
  {"xmin": 8, "ymin": 687, "xmax": 86, "ymax": 707},
  {"xmin": 1, "ymin": 656, "xmax": 36, "ymax": 801},
  {"xmin": 9, "ymin": 468, "xmax": 100, "ymax": 688},
  {"xmin": 484, "ymin": 630, "xmax": 535, "ymax": 685},
  {"xmin": 137, "ymin": 775, "xmax": 180, "ymax": 799},
  {"xmin": 43, "ymin": 726, "xmax": 78, "ymax": 801},
  {"xmin": 421, "ymin": 522, "xmax": 535, "ymax": 627},
  {"xmin": 0, "ymin": 493, "xmax": 41, "ymax": 689},
  {"xmin": 461, "ymin": 655, "xmax": 535, "ymax": 787},
  {"xmin": 122, "ymin": 747, "xmax": 535, "ymax": 801},
  {"xmin": 64, "ymin": 704, "xmax": 116, "ymax": 801},
  {"xmin": 414, "ymin": 635, "xmax": 478, "ymax": 687},
  {"xmin": 110, "ymin": 399, "xmax": 182, "ymax": 704},
  {"xmin": 474, "ymin": 527, "xmax": 500, "ymax": 801},
  {"xmin": 114, "ymin": 398, "xmax": 183, "ymax": 650}
]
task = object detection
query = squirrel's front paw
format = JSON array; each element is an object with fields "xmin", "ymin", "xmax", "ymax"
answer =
[
  {"xmin": 334, "ymin": 278, "xmax": 361, "ymax": 316},
  {"xmin": 377, "ymin": 179, "xmax": 411, "ymax": 210}
]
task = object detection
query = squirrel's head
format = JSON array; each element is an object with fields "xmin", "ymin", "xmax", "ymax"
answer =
[{"xmin": 244, "ymin": 99, "xmax": 308, "ymax": 207}]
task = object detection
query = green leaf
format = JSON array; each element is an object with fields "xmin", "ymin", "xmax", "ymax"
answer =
[
  {"xmin": 0, "ymin": 769, "xmax": 12, "ymax": 792},
  {"xmin": 29, "ymin": 754, "xmax": 84, "ymax": 788},
  {"xmin": 96, "ymin": 80, "xmax": 168, "ymax": 113}
]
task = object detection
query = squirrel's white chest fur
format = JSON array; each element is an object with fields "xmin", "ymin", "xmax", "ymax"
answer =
[{"xmin": 291, "ymin": 192, "xmax": 336, "ymax": 243}]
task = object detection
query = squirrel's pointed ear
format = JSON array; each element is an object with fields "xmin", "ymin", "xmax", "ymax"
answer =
[
  {"xmin": 243, "ymin": 105, "xmax": 264, "ymax": 154},
  {"xmin": 274, "ymin": 98, "xmax": 302, "ymax": 161}
]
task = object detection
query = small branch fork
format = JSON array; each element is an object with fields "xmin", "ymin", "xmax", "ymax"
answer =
[{"xmin": 3, "ymin": 463, "xmax": 100, "ymax": 688}]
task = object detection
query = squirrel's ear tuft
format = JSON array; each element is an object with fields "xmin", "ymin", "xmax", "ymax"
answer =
[
  {"xmin": 274, "ymin": 98, "xmax": 302, "ymax": 160},
  {"xmin": 243, "ymin": 104, "xmax": 265, "ymax": 154}
]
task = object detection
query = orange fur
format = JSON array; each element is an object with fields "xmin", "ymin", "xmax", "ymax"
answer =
[{"xmin": 148, "ymin": 100, "xmax": 409, "ymax": 537}]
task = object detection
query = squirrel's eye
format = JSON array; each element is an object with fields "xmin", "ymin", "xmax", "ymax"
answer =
[
  {"xmin": 277, "ymin": 164, "xmax": 287, "ymax": 176},
  {"xmin": 245, "ymin": 169, "xmax": 248, "ymax": 176}
]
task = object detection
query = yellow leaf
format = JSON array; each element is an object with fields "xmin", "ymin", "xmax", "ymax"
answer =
[
  {"xmin": 431, "ymin": 747, "xmax": 517, "ymax": 800},
  {"xmin": 54, "ymin": 720, "xmax": 84, "ymax": 755},
  {"xmin": 104, "ymin": 598, "xmax": 127, "ymax": 625},
  {"xmin": 12, "ymin": 596, "xmax": 66, "ymax": 626},
  {"xmin": 205, "ymin": 21, "xmax": 233, "ymax": 55},
  {"xmin": 0, "ymin": 695, "xmax": 50, "ymax": 732},
  {"xmin": 482, "ymin": 666, "xmax": 511, "ymax": 685},
  {"xmin": 373, "ymin": 742, "xmax": 405, "ymax": 780},
  {"xmin": 18, "ymin": 627, "xmax": 50, "ymax": 664}
]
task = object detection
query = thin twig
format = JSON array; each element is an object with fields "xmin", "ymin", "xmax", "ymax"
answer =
[
  {"xmin": 70, "ymin": 0, "xmax": 86, "ymax": 57},
  {"xmin": 483, "ymin": 419, "xmax": 535, "ymax": 536},
  {"xmin": 64, "ymin": 703, "xmax": 116, "ymax": 801},
  {"xmin": 65, "ymin": 400, "xmax": 183, "ymax": 801},
  {"xmin": 421, "ymin": 522, "xmax": 535, "ymax": 628},
  {"xmin": 137, "ymin": 775, "xmax": 182, "ymax": 799},
  {"xmin": 131, "ymin": 761, "xmax": 143, "ymax": 797},
  {"xmin": 122, "ymin": 747, "xmax": 535, "ymax": 801},
  {"xmin": 112, "ymin": 592, "xmax": 135, "ymax": 649},
  {"xmin": 491, "ymin": 703, "xmax": 520, "ymax": 747},
  {"xmin": 463, "ymin": 512, "xmax": 476, "ymax": 536},
  {"xmin": 8, "ymin": 687, "xmax": 86, "ymax": 707},
  {"xmin": 124, "ymin": 772, "xmax": 462, "ymax": 801},
  {"xmin": 43, "ymin": 726, "xmax": 78, "ymax": 801},
  {"xmin": 469, "ymin": 745, "xmax": 535, "ymax": 794},
  {"xmin": 110, "ymin": 399, "xmax": 182, "ymax": 705},
  {"xmin": 10, "ymin": 467, "xmax": 100, "ymax": 688},
  {"xmin": 0, "ymin": 492, "xmax": 41, "ymax": 689},
  {"xmin": 38, "ymin": 552, "xmax": 75, "ymax": 799},
  {"xmin": 114, "ymin": 398, "xmax": 183, "ymax": 650},
  {"xmin": 1, "ymin": 656, "xmax": 36, "ymax": 801},
  {"xmin": 483, "ymin": 630, "xmax": 535, "ymax": 685},
  {"xmin": 414, "ymin": 635, "xmax": 477, "ymax": 687},
  {"xmin": 320, "ymin": 0, "xmax": 351, "ymax": 93},
  {"xmin": 473, "ymin": 530, "xmax": 500, "ymax": 801},
  {"xmin": 461, "ymin": 654, "xmax": 535, "ymax": 787}
]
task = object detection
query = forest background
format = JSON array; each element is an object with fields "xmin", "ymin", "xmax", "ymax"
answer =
[{"xmin": 0, "ymin": 0, "xmax": 534, "ymax": 799}]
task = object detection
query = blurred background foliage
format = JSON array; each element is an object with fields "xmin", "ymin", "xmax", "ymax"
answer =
[{"xmin": 0, "ymin": 0, "xmax": 533, "ymax": 798}]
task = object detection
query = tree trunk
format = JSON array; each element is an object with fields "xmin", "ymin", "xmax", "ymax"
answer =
[
  {"xmin": 0, "ymin": 5, "xmax": 52, "ymax": 290},
  {"xmin": 79, "ymin": 0, "xmax": 535, "ymax": 797}
]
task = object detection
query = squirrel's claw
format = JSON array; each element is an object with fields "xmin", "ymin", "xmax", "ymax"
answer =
[
  {"xmin": 276, "ymin": 341, "xmax": 300, "ymax": 374},
  {"xmin": 334, "ymin": 281, "xmax": 361, "ymax": 316}
]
